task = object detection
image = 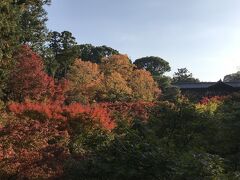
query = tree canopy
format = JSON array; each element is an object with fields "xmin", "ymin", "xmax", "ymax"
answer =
[
  {"xmin": 79, "ymin": 44, "xmax": 119, "ymax": 64},
  {"xmin": 173, "ymin": 68, "xmax": 200, "ymax": 83},
  {"xmin": 223, "ymin": 71, "xmax": 240, "ymax": 82},
  {"xmin": 66, "ymin": 59, "xmax": 102, "ymax": 104},
  {"xmin": 134, "ymin": 56, "xmax": 171, "ymax": 76},
  {"xmin": 66, "ymin": 55, "xmax": 160, "ymax": 103},
  {"xmin": 45, "ymin": 31, "xmax": 79, "ymax": 78},
  {"xmin": 18, "ymin": 0, "xmax": 51, "ymax": 52},
  {"xmin": 0, "ymin": 0, "xmax": 20, "ymax": 61},
  {"xmin": 7, "ymin": 45, "xmax": 54, "ymax": 101}
]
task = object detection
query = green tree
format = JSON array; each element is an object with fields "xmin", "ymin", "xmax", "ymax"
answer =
[
  {"xmin": 154, "ymin": 75, "xmax": 172, "ymax": 93},
  {"xmin": 154, "ymin": 76, "xmax": 181, "ymax": 102},
  {"xmin": 223, "ymin": 71, "xmax": 240, "ymax": 82},
  {"xmin": 0, "ymin": 0, "xmax": 20, "ymax": 61},
  {"xmin": 79, "ymin": 44, "xmax": 119, "ymax": 64},
  {"xmin": 63, "ymin": 118, "xmax": 172, "ymax": 180},
  {"xmin": 18, "ymin": 0, "xmax": 51, "ymax": 53},
  {"xmin": 0, "ymin": 1, "xmax": 21, "ymax": 98},
  {"xmin": 213, "ymin": 93, "xmax": 240, "ymax": 175},
  {"xmin": 149, "ymin": 99, "xmax": 225, "ymax": 179},
  {"xmin": 134, "ymin": 56, "xmax": 171, "ymax": 77},
  {"xmin": 173, "ymin": 68, "xmax": 200, "ymax": 83},
  {"xmin": 46, "ymin": 31, "xmax": 79, "ymax": 78},
  {"xmin": 133, "ymin": 56, "xmax": 174, "ymax": 101}
]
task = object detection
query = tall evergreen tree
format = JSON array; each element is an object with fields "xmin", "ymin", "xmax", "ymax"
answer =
[
  {"xmin": 0, "ymin": 0, "xmax": 20, "ymax": 61},
  {"xmin": 46, "ymin": 31, "xmax": 79, "ymax": 78},
  {"xmin": 79, "ymin": 44, "xmax": 119, "ymax": 64},
  {"xmin": 173, "ymin": 68, "xmax": 200, "ymax": 83},
  {"xmin": 0, "ymin": 0, "xmax": 21, "ymax": 98},
  {"xmin": 18, "ymin": 0, "xmax": 51, "ymax": 53}
]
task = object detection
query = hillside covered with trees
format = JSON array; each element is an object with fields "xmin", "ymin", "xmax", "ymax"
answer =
[{"xmin": 1, "ymin": 1, "xmax": 240, "ymax": 179}]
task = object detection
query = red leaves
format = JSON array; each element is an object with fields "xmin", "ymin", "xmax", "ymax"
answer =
[
  {"xmin": 8, "ymin": 100, "xmax": 115, "ymax": 131},
  {"xmin": 3, "ymin": 101, "xmax": 115, "ymax": 178},
  {"xmin": 8, "ymin": 45, "xmax": 55, "ymax": 101},
  {"xmin": 64, "ymin": 103, "xmax": 115, "ymax": 130},
  {"xmin": 88, "ymin": 105, "xmax": 116, "ymax": 130},
  {"xmin": 0, "ymin": 117, "xmax": 69, "ymax": 179},
  {"xmin": 1, "ymin": 46, "xmax": 161, "ymax": 179},
  {"xmin": 8, "ymin": 100, "xmax": 153, "ymax": 131},
  {"xmin": 101, "ymin": 101, "xmax": 154, "ymax": 122},
  {"xmin": 63, "ymin": 103, "xmax": 86, "ymax": 117},
  {"xmin": 8, "ymin": 100, "xmax": 65, "ymax": 121},
  {"xmin": 199, "ymin": 96, "xmax": 224, "ymax": 105}
]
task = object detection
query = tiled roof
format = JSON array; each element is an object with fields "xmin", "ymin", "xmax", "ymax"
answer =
[
  {"xmin": 226, "ymin": 81, "xmax": 240, "ymax": 88},
  {"xmin": 172, "ymin": 82, "xmax": 215, "ymax": 89},
  {"xmin": 173, "ymin": 81, "xmax": 240, "ymax": 89}
]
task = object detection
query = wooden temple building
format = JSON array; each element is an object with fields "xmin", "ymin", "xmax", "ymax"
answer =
[{"xmin": 173, "ymin": 80, "xmax": 240, "ymax": 100}]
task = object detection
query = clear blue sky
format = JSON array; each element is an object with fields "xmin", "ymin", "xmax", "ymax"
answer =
[{"xmin": 46, "ymin": 0, "xmax": 240, "ymax": 81}]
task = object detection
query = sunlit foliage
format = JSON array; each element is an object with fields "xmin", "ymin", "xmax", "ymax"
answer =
[{"xmin": 66, "ymin": 59, "xmax": 103, "ymax": 104}]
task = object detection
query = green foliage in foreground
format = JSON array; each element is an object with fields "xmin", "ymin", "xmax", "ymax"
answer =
[{"xmin": 62, "ymin": 94, "xmax": 240, "ymax": 179}]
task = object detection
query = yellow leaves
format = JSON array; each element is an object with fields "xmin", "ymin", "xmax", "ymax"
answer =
[
  {"xmin": 67, "ymin": 59, "xmax": 103, "ymax": 104},
  {"xmin": 195, "ymin": 97, "xmax": 223, "ymax": 115},
  {"xmin": 67, "ymin": 55, "xmax": 160, "ymax": 103},
  {"xmin": 100, "ymin": 72, "xmax": 132, "ymax": 102},
  {"xmin": 68, "ymin": 59, "xmax": 101, "ymax": 85},
  {"xmin": 100, "ymin": 54, "xmax": 134, "ymax": 80},
  {"xmin": 129, "ymin": 69, "xmax": 160, "ymax": 102}
]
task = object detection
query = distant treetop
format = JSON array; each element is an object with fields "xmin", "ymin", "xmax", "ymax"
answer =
[
  {"xmin": 78, "ymin": 44, "xmax": 119, "ymax": 64},
  {"xmin": 173, "ymin": 68, "xmax": 200, "ymax": 83},
  {"xmin": 223, "ymin": 71, "xmax": 240, "ymax": 82},
  {"xmin": 134, "ymin": 56, "xmax": 171, "ymax": 76}
]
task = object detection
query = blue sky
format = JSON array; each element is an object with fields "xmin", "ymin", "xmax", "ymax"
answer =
[{"xmin": 46, "ymin": 0, "xmax": 240, "ymax": 81}]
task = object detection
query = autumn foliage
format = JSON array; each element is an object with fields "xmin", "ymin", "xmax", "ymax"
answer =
[
  {"xmin": 100, "ymin": 54, "xmax": 134, "ymax": 80},
  {"xmin": 8, "ymin": 45, "xmax": 55, "ymax": 101},
  {"xmin": 129, "ymin": 69, "xmax": 161, "ymax": 101},
  {"xmin": 67, "ymin": 55, "xmax": 160, "ymax": 103},
  {"xmin": 199, "ymin": 96, "xmax": 225, "ymax": 105},
  {"xmin": 1, "ymin": 46, "xmax": 160, "ymax": 179},
  {"xmin": 3, "ymin": 2, "xmax": 240, "ymax": 179},
  {"xmin": 66, "ymin": 59, "xmax": 103, "ymax": 104},
  {"xmin": 8, "ymin": 100, "xmax": 115, "ymax": 131},
  {"xmin": 0, "ymin": 116, "xmax": 69, "ymax": 179},
  {"xmin": 0, "ymin": 99, "xmax": 115, "ymax": 178},
  {"xmin": 101, "ymin": 101, "xmax": 155, "ymax": 122}
]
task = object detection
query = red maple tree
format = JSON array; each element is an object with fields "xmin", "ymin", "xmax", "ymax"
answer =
[{"xmin": 8, "ymin": 45, "xmax": 55, "ymax": 101}]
